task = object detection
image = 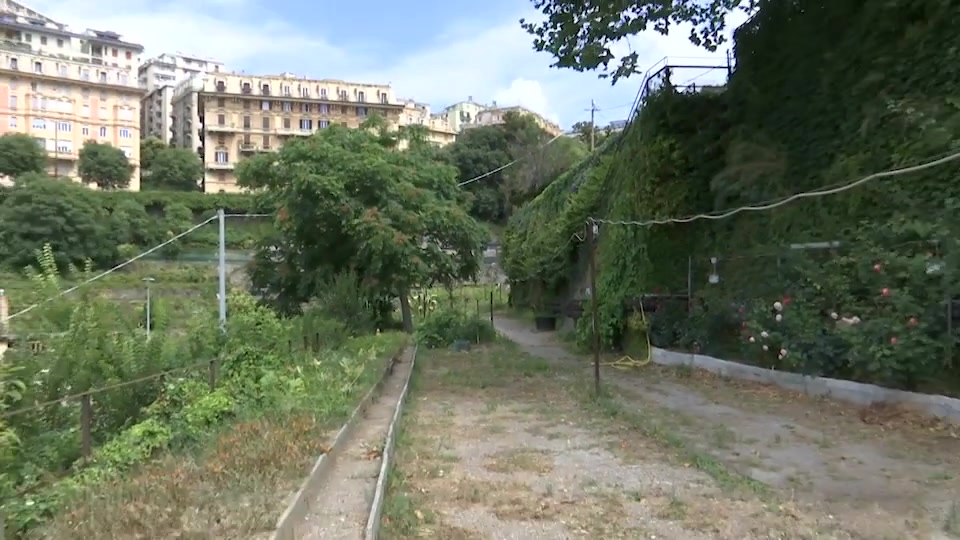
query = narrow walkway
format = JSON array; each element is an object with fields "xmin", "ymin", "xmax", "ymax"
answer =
[{"xmin": 292, "ymin": 347, "xmax": 413, "ymax": 540}]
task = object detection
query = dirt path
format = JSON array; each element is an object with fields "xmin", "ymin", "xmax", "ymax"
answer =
[
  {"xmin": 290, "ymin": 348, "xmax": 413, "ymax": 540},
  {"xmin": 493, "ymin": 316, "xmax": 960, "ymax": 539},
  {"xmin": 380, "ymin": 344, "xmax": 913, "ymax": 540}
]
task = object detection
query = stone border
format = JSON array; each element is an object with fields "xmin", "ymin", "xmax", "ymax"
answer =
[
  {"xmin": 652, "ymin": 347, "xmax": 960, "ymax": 424},
  {"xmin": 270, "ymin": 344, "xmax": 408, "ymax": 540},
  {"xmin": 363, "ymin": 344, "xmax": 418, "ymax": 540}
]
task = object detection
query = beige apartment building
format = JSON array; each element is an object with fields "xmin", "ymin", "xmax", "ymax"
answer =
[
  {"xmin": 472, "ymin": 105, "xmax": 563, "ymax": 137},
  {"xmin": 139, "ymin": 52, "xmax": 224, "ymax": 143},
  {"xmin": 171, "ymin": 72, "xmax": 405, "ymax": 193},
  {"xmin": 0, "ymin": 0, "xmax": 144, "ymax": 187},
  {"xmin": 398, "ymin": 99, "xmax": 456, "ymax": 148}
]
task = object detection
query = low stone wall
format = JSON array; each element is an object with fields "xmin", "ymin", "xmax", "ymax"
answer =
[{"xmin": 652, "ymin": 347, "xmax": 960, "ymax": 425}]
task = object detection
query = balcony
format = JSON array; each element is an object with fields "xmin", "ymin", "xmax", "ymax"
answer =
[
  {"xmin": 215, "ymin": 82, "xmax": 226, "ymax": 92},
  {"xmin": 241, "ymin": 86, "xmax": 252, "ymax": 94},
  {"xmin": 206, "ymin": 122, "xmax": 236, "ymax": 132},
  {"xmin": 260, "ymin": 87, "xmax": 271, "ymax": 96},
  {"xmin": 239, "ymin": 142, "xmax": 257, "ymax": 152},
  {"xmin": 207, "ymin": 161, "xmax": 234, "ymax": 170}
]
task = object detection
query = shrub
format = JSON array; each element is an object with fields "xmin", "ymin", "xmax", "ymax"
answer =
[{"xmin": 416, "ymin": 307, "xmax": 496, "ymax": 348}]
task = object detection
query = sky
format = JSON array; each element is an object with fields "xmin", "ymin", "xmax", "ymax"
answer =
[{"xmin": 27, "ymin": 0, "xmax": 747, "ymax": 130}]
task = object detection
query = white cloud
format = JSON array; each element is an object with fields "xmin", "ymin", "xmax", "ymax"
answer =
[
  {"xmin": 492, "ymin": 79, "xmax": 557, "ymax": 124},
  {"xmin": 24, "ymin": 0, "xmax": 746, "ymax": 128}
]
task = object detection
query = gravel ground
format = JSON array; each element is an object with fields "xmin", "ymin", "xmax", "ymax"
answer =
[{"xmin": 380, "ymin": 345, "xmax": 880, "ymax": 539}]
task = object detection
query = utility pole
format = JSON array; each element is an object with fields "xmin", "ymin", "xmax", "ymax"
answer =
[
  {"xmin": 589, "ymin": 100, "xmax": 598, "ymax": 151},
  {"xmin": 586, "ymin": 219, "xmax": 601, "ymax": 395},
  {"xmin": 217, "ymin": 208, "xmax": 227, "ymax": 332}
]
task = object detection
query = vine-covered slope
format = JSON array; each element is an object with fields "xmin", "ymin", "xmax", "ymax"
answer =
[{"xmin": 502, "ymin": 0, "xmax": 960, "ymax": 393}]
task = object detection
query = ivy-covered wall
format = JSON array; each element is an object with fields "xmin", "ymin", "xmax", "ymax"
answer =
[{"xmin": 502, "ymin": 0, "xmax": 960, "ymax": 394}]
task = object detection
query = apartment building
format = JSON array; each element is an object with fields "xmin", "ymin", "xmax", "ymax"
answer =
[
  {"xmin": 472, "ymin": 105, "xmax": 564, "ymax": 137},
  {"xmin": 398, "ymin": 99, "xmax": 456, "ymax": 148},
  {"xmin": 171, "ymin": 71, "xmax": 405, "ymax": 193},
  {"xmin": 139, "ymin": 52, "xmax": 223, "ymax": 143},
  {"xmin": 0, "ymin": 0, "xmax": 144, "ymax": 187},
  {"xmin": 439, "ymin": 96, "xmax": 489, "ymax": 132}
]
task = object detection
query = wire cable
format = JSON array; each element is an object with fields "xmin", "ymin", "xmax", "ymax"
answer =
[
  {"xmin": 590, "ymin": 149, "xmax": 960, "ymax": 227},
  {"xmin": 6, "ymin": 215, "xmax": 218, "ymax": 321}
]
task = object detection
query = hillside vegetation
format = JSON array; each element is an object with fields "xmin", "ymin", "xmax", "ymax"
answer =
[{"xmin": 503, "ymin": 0, "xmax": 960, "ymax": 393}]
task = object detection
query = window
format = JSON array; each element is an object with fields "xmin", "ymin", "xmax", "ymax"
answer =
[
  {"xmin": 119, "ymin": 128, "xmax": 131, "ymax": 138},
  {"xmin": 242, "ymin": 100, "xmax": 250, "ymax": 110},
  {"xmin": 81, "ymin": 125, "xmax": 89, "ymax": 136},
  {"xmin": 9, "ymin": 116, "xmax": 16, "ymax": 128},
  {"xmin": 33, "ymin": 61, "xmax": 42, "ymax": 73},
  {"xmin": 357, "ymin": 107, "xmax": 367, "ymax": 117},
  {"xmin": 319, "ymin": 104, "xmax": 329, "ymax": 114},
  {"xmin": 99, "ymin": 127, "xmax": 107, "ymax": 137},
  {"xmin": 242, "ymin": 116, "xmax": 251, "ymax": 128},
  {"xmin": 320, "ymin": 88, "xmax": 328, "ymax": 98},
  {"xmin": 24, "ymin": 34, "xmax": 31, "ymax": 42},
  {"xmin": 98, "ymin": 71, "xmax": 107, "ymax": 83},
  {"xmin": 357, "ymin": 91, "xmax": 365, "ymax": 102},
  {"xmin": 125, "ymin": 51, "xmax": 132, "ymax": 59},
  {"xmin": 58, "ymin": 64, "xmax": 67, "ymax": 76},
  {"xmin": 282, "ymin": 85, "xmax": 291, "ymax": 96},
  {"xmin": 80, "ymin": 68, "xmax": 90, "ymax": 80},
  {"xmin": 118, "ymin": 108, "xmax": 133, "ymax": 121},
  {"xmin": 300, "ymin": 118, "xmax": 313, "ymax": 131},
  {"xmin": 217, "ymin": 114, "xmax": 225, "ymax": 125},
  {"xmin": 100, "ymin": 106, "xmax": 107, "ymax": 118},
  {"xmin": 282, "ymin": 117, "xmax": 291, "ymax": 129},
  {"xmin": 8, "ymin": 96, "xmax": 15, "ymax": 110},
  {"xmin": 282, "ymin": 102, "xmax": 292, "ymax": 112},
  {"xmin": 119, "ymin": 74, "xmax": 128, "ymax": 85},
  {"xmin": 32, "ymin": 118, "xmax": 46, "ymax": 129},
  {"xmin": 380, "ymin": 93, "xmax": 388, "ymax": 104},
  {"xmin": 56, "ymin": 141, "xmax": 72, "ymax": 154},
  {"xmin": 40, "ymin": 36, "xmax": 47, "ymax": 45},
  {"xmin": 120, "ymin": 146, "xmax": 132, "ymax": 158},
  {"xmin": 57, "ymin": 38, "xmax": 64, "ymax": 47},
  {"xmin": 217, "ymin": 98, "xmax": 225, "ymax": 107},
  {"xmin": 112, "ymin": 48, "xmax": 118, "ymax": 57},
  {"xmin": 300, "ymin": 103, "xmax": 311, "ymax": 113},
  {"xmin": 8, "ymin": 58, "xmax": 16, "ymax": 70},
  {"xmin": 319, "ymin": 120, "xmax": 329, "ymax": 129},
  {"xmin": 299, "ymin": 86, "xmax": 309, "ymax": 97},
  {"xmin": 262, "ymin": 134, "xmax": 270, "ymax": 146},
  {"xmin": 56, "ymin": 121, "xmax": 71, "ymax": 132},
  {"xmin": 261, "ymin": 100, "xmax": 270, "ymax": 111},
  {"xmin": 215, "ymin": 150, "xmax": 228, "ymax": 163},
  {"xmin": 261, "ymin": 117, "xmax": 270, "ymax": 129}
]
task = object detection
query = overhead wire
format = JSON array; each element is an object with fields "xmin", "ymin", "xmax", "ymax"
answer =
[{"xmin": 456, "ymin": 132, "xmax": 566, "ymax": 187}]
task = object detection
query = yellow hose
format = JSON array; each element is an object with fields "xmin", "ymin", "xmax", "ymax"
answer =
[{"xmin": 600, "ymin": 299, "xmax": 652, "ymax": 369}]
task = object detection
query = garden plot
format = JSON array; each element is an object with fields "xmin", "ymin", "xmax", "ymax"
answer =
[
  {"xmin": 381, "ymin": 345, "xmax": 871, "ymax": 540},
  {"xmin": 494, "ymin": 316, "xmax": 960, "ymax": 538}
]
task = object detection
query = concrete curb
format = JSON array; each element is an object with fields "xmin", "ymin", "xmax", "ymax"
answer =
[
  {"xmin": 270, "ymin": 343, "xmax": 408, "ymax": 540},
  {"xmin": 651, "ymin": 347, "xmax": 960, "ymax": 425},
  {"xmin": 363, "ymin": 344, "xmax": 418, "ymax": 540}
]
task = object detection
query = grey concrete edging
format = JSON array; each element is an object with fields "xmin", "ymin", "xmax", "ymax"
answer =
[
  {"xmin": 269, "ymin": 344, "xmax": 408, "ymax": 540},
  {"xmin": 363, "ymin": 344, "xmax": 418, "ymax": 540},
  {"xmin": 651, "ymin": 347, "xmax": 960, "ymax": 425}
]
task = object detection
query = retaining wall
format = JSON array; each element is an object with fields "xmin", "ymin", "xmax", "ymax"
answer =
[{"xmin": 652, "ymin": 347, "xmax": 960, "ymax": 425}]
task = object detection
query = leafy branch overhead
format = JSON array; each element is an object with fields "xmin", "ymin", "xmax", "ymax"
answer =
[{"xmin": 520, "ymin": 0, "xmax": 758, "ymax": 82}]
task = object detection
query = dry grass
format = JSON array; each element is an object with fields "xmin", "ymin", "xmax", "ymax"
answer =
[
  {"xmin": 379, "ymin": 342, "xmax": 884, "ymax": 540},
  {"xmin": 38, "ymin": 414, "xmax": 334, "ymax": 539}
]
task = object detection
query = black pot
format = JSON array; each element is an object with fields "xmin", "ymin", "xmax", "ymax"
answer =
[{"xmin": 534, "ymin": 315, "xmax": 557, "ymax": 332}]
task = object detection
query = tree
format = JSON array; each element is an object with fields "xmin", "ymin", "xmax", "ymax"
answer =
[
  {"xmin": 570, "ymin": 121, "xmax": 611, "ymax": 148},
  {"xmin": 520, "ymin": 0, "xmax": 757, "ymax": 82},
  {"xmin": 78, "ymin": 141, "xmax": 133, "ymax": 190},
  {"xmin": 0, "ymin": 176, "xmax": 116, "ymax": 270},
  {"xmin": 140, "ymin": 148, "xmax": 203, "ymax": 191},
  {"xmin": 237, "ymin": 125, "xmax": 487, "ymax": 332},
  {"xmin": 109, "ymin": 199, "xmax": 160, "ymax": 246},
  {"xmin": 0, "ymin": 133, "xmax": 47, "ymax": 178},
  {"xmin": 139, "ymin": 136, "xmax": 169, "ymax": 172},
  {"xmin": 445, "ymin": 112, "xmax": 587, "ymax": 222}
]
